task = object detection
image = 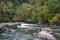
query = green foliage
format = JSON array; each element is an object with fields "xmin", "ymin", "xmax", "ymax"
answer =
[
  {"xmin": 7, "ymin": 2, "xmax": 14, "ymax": 8},
  {"xmin": 0, "ymin": 0, "xmax": 60, "ymax": 25},
  {"xmin": 1, "ymin": 12, "xmax": 9, "ymax": 22}
]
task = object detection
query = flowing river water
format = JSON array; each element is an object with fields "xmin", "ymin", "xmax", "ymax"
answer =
[{"xmin": 0, "ymin": 25, "xmax": 60, "ymax": 40}]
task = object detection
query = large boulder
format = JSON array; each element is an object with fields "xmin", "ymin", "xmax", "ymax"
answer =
[
  {"xmin": 38, "ymin": 31, "xmax": 56, "ymax": 40},
  {"xmin": 0, "ymin": 25, "xmax": 16, "ymax": 33},
  {"xmin": 41, "ymin": 28, "xmax": 53, "ymax": 34},
  {"xmin": 3, "ymin": 25, "xmax": 17, "ymax": 29}
]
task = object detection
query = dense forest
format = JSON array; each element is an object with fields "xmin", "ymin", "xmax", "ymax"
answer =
[{"xmin": 0, "ymin": 0, "xmax": 60, "ymax": 25}]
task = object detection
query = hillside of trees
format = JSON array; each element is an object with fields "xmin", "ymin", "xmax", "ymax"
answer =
[{"xmin": 0, "ymin": 0, "xmax": 60, "ymax": 25}]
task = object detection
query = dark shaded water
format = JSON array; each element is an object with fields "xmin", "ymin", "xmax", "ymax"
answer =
[{"xmin": 0, "ymin": 26, "xmax": 60, "ymax": 40}]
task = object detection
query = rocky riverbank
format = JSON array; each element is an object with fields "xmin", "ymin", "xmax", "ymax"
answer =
[
  {"xmin": 0, "ymin": 22, "xmax": 19, "ymax": 33},
  {"xmin": 0, "ymin": 25, "xmax": 17, "ymax": 33},
  {"xmin": 0, "ymin": 22, "xmax": 19, "ymax": 27}
]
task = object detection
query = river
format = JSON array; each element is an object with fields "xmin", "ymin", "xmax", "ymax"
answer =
[{"xmin": 0, "ymin": 25, "xmax": 60, "ymax": 40}]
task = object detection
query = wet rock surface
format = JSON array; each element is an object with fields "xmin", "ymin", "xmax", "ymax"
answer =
[
  {"xmin": 0, "ymin": 27, "xmax": 5, "ymax": 33},
  {"xmin": 0, "ymin": 25, "xmax": 17, "ymax": 33}
]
